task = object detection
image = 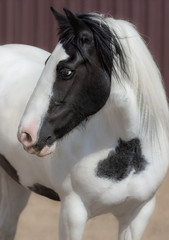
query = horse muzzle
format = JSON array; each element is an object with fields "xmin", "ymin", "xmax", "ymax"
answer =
[{"xmin": 17, "ymin": 129, "xmax": 56, "ymax": 157}]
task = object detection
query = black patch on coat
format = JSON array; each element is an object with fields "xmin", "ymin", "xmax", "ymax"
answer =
[
  {"xmin": 29, "ymin": 183, "xmax": 60, "ymax": 201},
  {"xmin": 96, "ymin": 138, "xmax": 147, "ymax": 181},
  {"xmin": 0, "ymin": 153, "xmax": 20, "ymax": 183}
]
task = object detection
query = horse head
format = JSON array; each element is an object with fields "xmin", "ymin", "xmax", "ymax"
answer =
[{"xmin": 17, "ymin": 8, "xmax": 125, "ymax": 157}]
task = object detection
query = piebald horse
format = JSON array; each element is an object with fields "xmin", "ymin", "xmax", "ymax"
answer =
[{"xmin": 1, "ymin": 8, "xmax": 169, "ymax": 240}]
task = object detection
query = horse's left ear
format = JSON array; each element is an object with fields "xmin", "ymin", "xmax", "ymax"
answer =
[
  {"xmin": 50, "ymin": 7, "xmax": 68, "ymax": 30},
  {"xmin": 63, "ymin": 8, "xmax": 93, "ymax": 46}
]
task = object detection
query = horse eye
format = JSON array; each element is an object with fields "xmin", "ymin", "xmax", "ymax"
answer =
[{"xmin": 59, "ymin": 68, "xmax": 74, "ymax": 80}]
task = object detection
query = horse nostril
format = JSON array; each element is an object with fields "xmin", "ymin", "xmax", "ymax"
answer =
[
  {"xmin": 25, "ymin": 132, "xmax": 32, "ymax": 142},
  {"xmin": 46, "ymin": 136, "xmax": 53, "ymax": 145},
  {"xmin": 20, "ymin": 132, "xmax": 34, "ymax": 147},
  {"xmin": 32, "ymin": 136, "xmax": 54, "ymax": 152}
]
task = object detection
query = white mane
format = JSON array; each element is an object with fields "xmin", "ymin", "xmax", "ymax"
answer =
[{"xmin": 105, "ymin": 17, "xmax": 169, "ymax": 144}]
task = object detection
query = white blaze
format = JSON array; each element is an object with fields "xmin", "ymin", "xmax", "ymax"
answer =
[{"xmin": 19, "ymin": 43, "xmax": 69, "ymax": 141}]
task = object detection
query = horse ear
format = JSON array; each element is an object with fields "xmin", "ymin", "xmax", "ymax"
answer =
[
  {"xmin": 63, "ymin": 8, "xmax": 93, "ymax": 45},
  {"xmin": 63, "ymin": 8, "xmax": 83, "ymax": 32},
  {"xmin": 50, "ymin": 7, "xmax": 68, "ymax": 28}
]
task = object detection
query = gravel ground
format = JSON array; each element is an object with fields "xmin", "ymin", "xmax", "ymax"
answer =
[{"xmin": 14, "ymin": 171, "xmax": 169, "ymax": 240}]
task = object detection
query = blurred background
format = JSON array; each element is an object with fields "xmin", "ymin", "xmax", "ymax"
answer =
[
  {"xmin": 0, "ymin": 0, "xmax": 168, "ymax": 94},
  {"xmin": 0, "ymin": 0, "xmax": 169, "ymax": 239}
]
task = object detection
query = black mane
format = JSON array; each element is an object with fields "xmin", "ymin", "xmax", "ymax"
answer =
[{"xmin": 58, "ymin": 13, "xmax": 126, "ymax": 78}]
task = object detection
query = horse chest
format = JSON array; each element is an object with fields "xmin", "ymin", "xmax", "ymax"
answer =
[
  {"xmin": 70, "ymin": 138, "xmax": 148, "ymax": 216},
  {"xmin": 96, "ymin": 138, "xmax": 147, "ymax": 181}
]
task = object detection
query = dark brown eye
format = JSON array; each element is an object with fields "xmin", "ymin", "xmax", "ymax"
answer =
[{"xmin": 59, "ymin": 68, "xmax": 74, "ymax": 80}]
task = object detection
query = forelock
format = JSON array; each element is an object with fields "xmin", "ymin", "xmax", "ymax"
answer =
[{"xmin": 57, "ymin": 12, "xmax": 126, "ymax": 78}]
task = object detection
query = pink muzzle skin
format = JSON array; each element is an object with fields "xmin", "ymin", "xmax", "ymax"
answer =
[{"xmin": 17, "ymin": 123, "xmax": 55, "ymax": 157}]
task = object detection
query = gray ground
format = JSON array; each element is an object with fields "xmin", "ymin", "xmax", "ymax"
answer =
[{"xmin": 14, "ymin": 171, "xmax": 169, "ymax": 240}]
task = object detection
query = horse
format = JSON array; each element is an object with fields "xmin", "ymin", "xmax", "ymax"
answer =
[
  {"xmin": 0, "ymin": 44, "xmax": 50, "ymax": 239},
  {"xmin": 1, "ymin": 7, "xmax": 169, "ymax": 240}
]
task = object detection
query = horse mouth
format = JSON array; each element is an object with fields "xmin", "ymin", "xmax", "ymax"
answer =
[{"xmin": 23, "ymin": 144, "xmax": 56, "ymax": 157}]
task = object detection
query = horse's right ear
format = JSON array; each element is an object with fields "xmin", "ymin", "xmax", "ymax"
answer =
[{"xmin": 50, "ymin": 7, "xmax": 68, "ymax": 28}]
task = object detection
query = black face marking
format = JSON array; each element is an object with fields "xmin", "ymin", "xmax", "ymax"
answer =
[
  {"xmin": 33, "ymin": 9, "xmax": 126, "ymax": 152},
  {"xmin": 29, "ymin": 184, "xmax": 60, "ymax": 201},
  {"xmin": 96, "ymin": 138, "xmax": 147, "ymax": 181},
  {"xmin": 0, "ymin": 153, "xmax": 20, "ymax": 183}
]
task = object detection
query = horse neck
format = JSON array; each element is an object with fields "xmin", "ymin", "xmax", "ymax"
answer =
[
  {"xmin": 59, "ymin": 107, "xmax": 115, "ymax": 159},
  {"xmin": 54, "ymin": 17, "xmax": 169, "ymax": 173},
  {"xmin": 55, "ymin": 80, "xmax": 139, "ymax": 167},
  {"xmin": 109, "ymin": 17, "xmax": 169, "ymax": 156}
]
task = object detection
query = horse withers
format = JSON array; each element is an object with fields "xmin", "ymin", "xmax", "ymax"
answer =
[{"xmin": 1, "ymin": 8, "xmax": 169, "ymax": 240}]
